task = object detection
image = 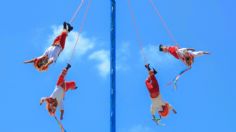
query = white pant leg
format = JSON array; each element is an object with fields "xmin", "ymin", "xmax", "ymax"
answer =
[
  {"xmin": 151, "ymin": 102, "xmax": 157, "ymax": 115},
  {"xmin": 43, "ymin": 46, "xmax": 62, "ymax": 62},
  {"xmin": 42, "ymin": 46, "xmax": 51, "ymax": 57}
]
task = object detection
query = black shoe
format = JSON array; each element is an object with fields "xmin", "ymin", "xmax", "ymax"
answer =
[
  {"xmin": 63, "ymin": 22, "xmax": 67, "ymax": 30},
  {"xmin": 153, "ymin": 68, "xmax": 157, "ymax": 75},
  {"xmin": 145, "ymin": 64, "xmax": 151, "ymax": 71},
  {"xmin": 67, "ymin": 23, "xmax": 73, "ymax": 32},
  {"xmin": 66, "ymin": 63, "xmax": 71, "ymax": 70},
  {"xmin": 63, "ymin": 22, "xmax": 73, "ymax": 32}
]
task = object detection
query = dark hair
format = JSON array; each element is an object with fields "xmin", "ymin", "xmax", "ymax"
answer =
[
  {"xmin": 37, "ymin": 58, "xmax": 48, "ymax": 68},
  {"xmin": 159, "ymin": 44, "xmax": 163, "ymax": 51},
  {"xmin": 186, "ymin": 56, "xmax": 194, "ymax": 65},
  {"xmin": 186, "ymin": 56, "xmax": 190, "ymax": 61}
]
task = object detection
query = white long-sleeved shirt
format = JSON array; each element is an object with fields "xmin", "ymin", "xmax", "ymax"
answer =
[{"xmin": 50, "ymin": 86, "xmax": 65, "ymax": 110}]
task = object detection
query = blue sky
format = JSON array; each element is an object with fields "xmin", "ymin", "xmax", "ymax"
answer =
[{"xmin": 0, "ymin": 0, "xmax": 236, "ymax": 132}]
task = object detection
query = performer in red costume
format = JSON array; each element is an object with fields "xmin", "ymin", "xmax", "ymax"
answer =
[
  {"xmin": 159, "ymin": 45, "xmax": 209, "ymax": 67},
  {"xmin": 24, "ymin": 22, "xmax": 73, "ymax": 71},
  {"xmin": 40, "ymin": 64, "xmax": 77, "ymax": 120},
  {"xmin": 145, "ymin": 64, "xmax": 176, "ymax": 124}
]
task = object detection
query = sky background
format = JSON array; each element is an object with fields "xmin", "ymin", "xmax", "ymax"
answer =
[{"xmin": 0, "ymin": 0, "xmax": 236, "ymax": 132}]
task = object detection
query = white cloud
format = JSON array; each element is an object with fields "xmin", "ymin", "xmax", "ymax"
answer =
[
  {"xmin": 116, "ymin": 42, "xmax": 131, "ymax": 71},
  {"xmin": 89, "ymin": 50, "xmax": 110, "ymax": 77},
  {"xmin": 87, "ymin": 41, "xmax": 131, "ymax": 77},
  {"xmin": 116, "ymin": 42, "xmax": 177, "ymax": 72},
  {"xmin": 116, "ymin": 42, "xmax": 178, "ymax": 72},
  {"xmin": 48, "ymin": 25, "xmax": 95, "ymax": 62},
  {"xmin": 129, "ymin": 125, "xmax": 154, "ymax": 132}
]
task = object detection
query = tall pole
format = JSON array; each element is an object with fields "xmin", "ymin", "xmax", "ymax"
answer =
[{"xmin": 110, "ymin": 0, "xmax": 116, "ymax": 132}]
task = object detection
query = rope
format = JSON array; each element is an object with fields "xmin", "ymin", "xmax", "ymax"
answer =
[
  {"xmin": 148, "ymin": 0, "xmax": 177, "ymax": 44},
  {"xmin": 54, "ymin": 116, "xmax": 66, "ymax": 132},
  {"xmin": 69, "ymin": 0, "xmax": 84, "ymax": 24},
  {"xmin": 127, "ymin": 0, "xmax": 148, "ymax": 64},
  {"xmin": 166, "ymin": 67, "xmax": 191, "ymax": 89},
  {"xmin": 68, "ymin": 0, "xmax": 92, "ymax": 63}
]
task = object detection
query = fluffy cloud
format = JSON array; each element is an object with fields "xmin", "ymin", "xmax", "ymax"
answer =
[
  {"xmin": 116, "ymin": 41, "xmax": 131, "ymax": 71},
  {"xmin": 116, "ymin": 42, "xmax": 177, "ymax": 71},
  {"xmin": 89, "ymin": 50, "xmax": 110, "ymax": 77}
]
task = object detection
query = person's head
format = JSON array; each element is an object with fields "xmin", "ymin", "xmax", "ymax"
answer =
[
  {"xmin": 34, "ymin": 56, "xmax": 49, "ymax": 71},
  {"xmin": 185, "ymin": 56, "xmax": 194, "ymax": 66},
  {"xmin": 159, "ymin": 44, "xmax": 168, "ymax": 52},
  {"xmin": 37, "ymin": 58, "xmax": 48, "ymax": 68},
  {"xmin": 47, "ymin": 100, "xmax": 58, "ymax": 116}
]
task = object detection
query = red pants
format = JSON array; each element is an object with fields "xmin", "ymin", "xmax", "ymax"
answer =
[
  {"xmin": 145, "ymin": 74, "xmax": 160, "ymax": 98},
  {"xmin": 52, "ymin": 31, "xmax": 68, "ymax": 50},
  {"xmin": 167, "ymin": 46, "xmax": 179, "ymax": 59}
]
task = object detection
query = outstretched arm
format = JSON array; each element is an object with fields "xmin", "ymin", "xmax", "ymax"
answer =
[
  {"xmin": 60, "ymin": 100, "xmax": 64, "ymax": 120},
  {"xmin": 24, "ymin": 58, "xmax": 35, "ymax": 64},
  {"xmin": 191, "ymin": 51, "xmax": 210, "ymax": 57},
  {"xmin": 60, "ymin": 110, "xmax": 64, "ymax": 120}
]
